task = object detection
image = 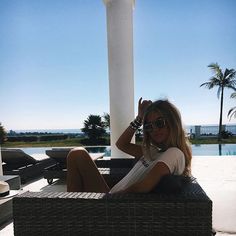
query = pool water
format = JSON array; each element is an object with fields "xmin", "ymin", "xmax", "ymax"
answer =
[
  {"xmin": 191, "ymin": 144, "xmax": 236, "ymax": 156},
  {"xmin": 21, "ymin": 144, "xmax": 236, "ymax": 157}
]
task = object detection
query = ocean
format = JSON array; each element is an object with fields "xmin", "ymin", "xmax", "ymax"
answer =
[
  {"xmin": 12, "ymin": 129, "xmax": 82, "ymax": 134},
  {"xmin": 12, "ymin": 124, "xmax": 236, "ymax": 135}
]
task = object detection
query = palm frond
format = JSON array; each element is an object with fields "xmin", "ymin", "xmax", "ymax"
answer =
[
  {"xmin": 228, "ymin": 107, "xmax": 236, "ymax": 120},
  {"xmin": 223, "ymin": 69, "xmax": 236, "ymax": 87},
  {"xmin": 208, "ymin": 62, "xmax": 220, "ymax": 70},
  {"xmin": 225, "ymin": 69, "xmax": 236, "ymax": 79},
  {"xmin": 210, "ymin": 77, "xmax": 221, "ymax": 84},
  {"xmin": 225, "ymin": 85, "xmax": 236, "ymax": 91},
  {"xmin": 200, "ymin": 77, "xmax": 221, "ymax": 92},
  {"xmin": 200, "ymin": 77, "xmax": 220, "ymax": 89},
  {"xmin": 200, "ymin": 82, "xmax": 213, "ymax": 89},
  {"xmin": 230, "ymin": 92, "xmax": 236, "ymax": 98},
  {"xmin": 208, "ymin": 63, "xmax": 223, "ymax": 78}
]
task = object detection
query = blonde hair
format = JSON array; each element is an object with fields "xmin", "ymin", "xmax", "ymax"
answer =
[{"xmin": 143, "ymin": 99, "xmax": 192, "ymax": 176}]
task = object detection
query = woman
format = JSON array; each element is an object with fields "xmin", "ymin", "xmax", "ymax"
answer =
[{"xmin": 67, "ymin": 98, "xmax": 192, "ymax": 193}]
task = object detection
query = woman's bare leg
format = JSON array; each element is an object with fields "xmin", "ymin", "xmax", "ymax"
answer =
[{"xmin": 67, "ymin": 147, "xmax": 110, "ymax": 193}]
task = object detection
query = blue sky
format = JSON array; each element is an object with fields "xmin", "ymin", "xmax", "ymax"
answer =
[{"xmin": 1, "ymin": 0, "xmax": 236, "ymax": 131}]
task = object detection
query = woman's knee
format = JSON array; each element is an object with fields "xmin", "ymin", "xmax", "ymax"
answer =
[{"xmin": 67, "ymin": 148, "xmax": 91, "ymax": 163}]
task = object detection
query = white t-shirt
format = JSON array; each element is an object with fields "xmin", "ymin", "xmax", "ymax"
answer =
[{"xmin": 109, "ymin": 147, "xmax": 185, "ymax": 194}]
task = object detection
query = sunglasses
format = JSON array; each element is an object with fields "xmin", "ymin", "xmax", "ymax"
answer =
[{"xmin": 143, "ymin": 117, "xmax": 167, "ymax": 132}]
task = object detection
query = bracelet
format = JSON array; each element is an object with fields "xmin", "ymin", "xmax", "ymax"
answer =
[
  {"xmin": 129, "ymin": 116, "xmax": 142, "ymax": 131},
  {"xmin": 135, "ymin": 116, "xmax": 142, "ymax": 124}
]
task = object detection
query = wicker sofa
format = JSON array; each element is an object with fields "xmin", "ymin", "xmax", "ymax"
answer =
[{"xmin": 13, "ymin": 178, "xmax": 212, "ymax": 236}]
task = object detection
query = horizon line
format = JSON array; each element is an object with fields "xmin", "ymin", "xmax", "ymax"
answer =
[{"xmin": 8, "ymin": 123, "xmax": 236, "ymax": 132}]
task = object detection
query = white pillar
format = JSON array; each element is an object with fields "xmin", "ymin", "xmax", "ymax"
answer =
[
  {"xmin": 0, "ymin": 147, "xmax": 3, "ymax": 175},
  {"xmin": 103, "ymin": 0, "xmax": 135, "ymax": 158}
]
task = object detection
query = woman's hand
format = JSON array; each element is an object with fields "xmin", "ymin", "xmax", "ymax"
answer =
[
  {"xmin": 115, "ymin": 97, "xmax": 152, "ymax": 159},
  {"xmin": 138, "ymin": 97, "xmax": 152, "ymax": 120}
]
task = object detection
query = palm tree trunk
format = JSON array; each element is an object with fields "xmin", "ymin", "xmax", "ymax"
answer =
[{"xmin": 218, "ymin": 86, "xmax": 224, "ymax": 141}]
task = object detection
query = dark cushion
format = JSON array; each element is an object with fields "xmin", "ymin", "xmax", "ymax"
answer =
[
  {"xmin": 1, "ymin": 149, "xmax": 37, "ymax": 168},
  {"xmin": 151, "ymin": 174, "xmax": 193, "ymax": 194}
]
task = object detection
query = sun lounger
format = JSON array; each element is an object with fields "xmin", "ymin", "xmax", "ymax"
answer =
[
  {"xmin": 2, "ymin": 148, "xmax": 56, "ymax": 184},
  {"xmin": 45, "ymin": 148, "xmax": 105, "ymax": 167},
  {"xmin": 45, "ymin": 148, "xmax": 136, "ymax": 167},
  {"xmin": 13, "ymin": 178, "xmax": 212, "ymax": 236}
]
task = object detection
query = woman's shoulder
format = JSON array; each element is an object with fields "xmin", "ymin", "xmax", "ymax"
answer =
[
  {"xmin": 158, "ymin": 147, "xmax": 185, "ymax": 174},
  {"xmin": 161, "ymin": 147, "xmax": 185, "ymax": 161},
  {"xmin": 165, "ymin": 147, "xmax": 184, "ymax": 155}
]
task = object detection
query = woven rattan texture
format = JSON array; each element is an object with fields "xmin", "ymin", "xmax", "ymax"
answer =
[{"xmin": 13, "ymin": 180, "xmax": 212, "ymax": 236}]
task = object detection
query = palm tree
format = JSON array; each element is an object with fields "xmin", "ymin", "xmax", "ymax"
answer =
[
  {"xmin": 81, "ymin": 115, "xmax": 106, "ymax": 143},
  {"xmin": 200, "ymin": 63, "xmax": 236, "ymax": 141},
  {"xmin": 103, "ymin": 113, "xmax": 110, "ymax": 129},
  {"xmin": 0, "ymin": 122, "xmax": 7, "ymax": 144},
  {"xmin": 228, "ymin": 92, "xmax": 236, "ymax": 120}
]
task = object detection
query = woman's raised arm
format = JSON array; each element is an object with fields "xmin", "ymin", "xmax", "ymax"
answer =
[{"xmin": 116, "ymin": 98, "xmax": 152, "ymax": 159}]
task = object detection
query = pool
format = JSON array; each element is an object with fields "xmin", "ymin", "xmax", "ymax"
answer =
[
  {"xmin": 192, "ymin": 144, "xmax": 236, "ymax": 156},
  {"xmin": 20, "ymin": 144, "xmax": 236, "ymax": 157}
]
